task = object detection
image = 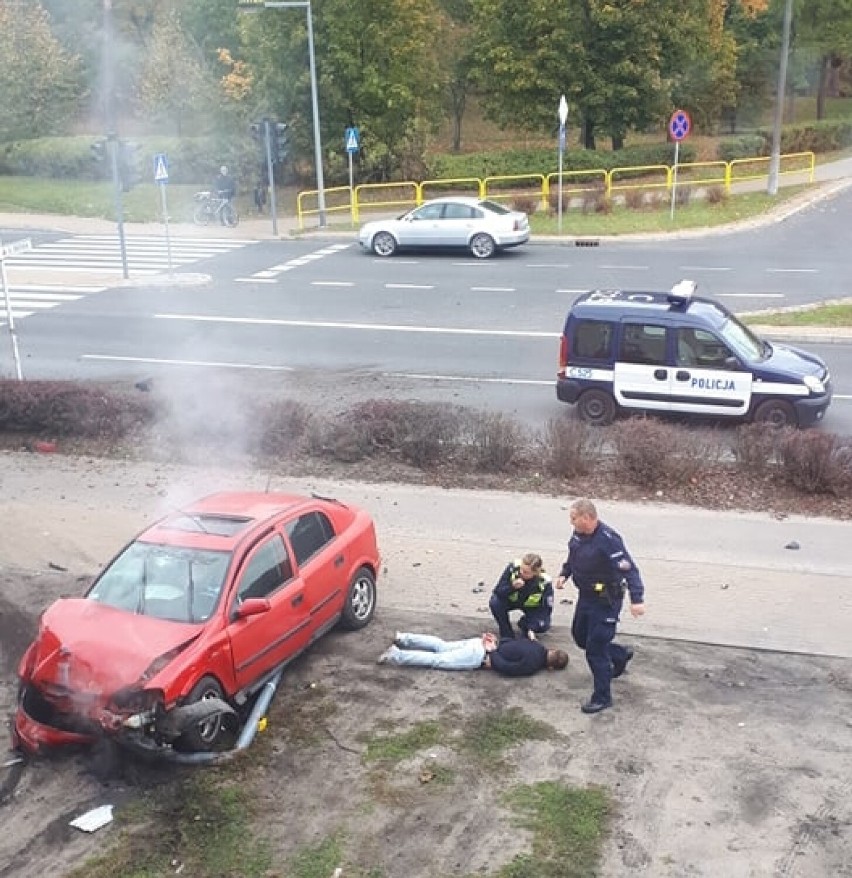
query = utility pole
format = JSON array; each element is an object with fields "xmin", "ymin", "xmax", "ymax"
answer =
[{"xmin": 768, "ymin": 0, "xmax": 794, "ymax": 196}]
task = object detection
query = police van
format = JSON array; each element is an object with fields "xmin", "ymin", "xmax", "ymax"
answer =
[{"xmin": 556, "ymin": 281, "xmax": 832, "ymax": 427}]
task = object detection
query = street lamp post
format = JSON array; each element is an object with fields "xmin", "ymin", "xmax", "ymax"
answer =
[
  {"xmin": 768, "ymin": 0, "xmax": 794, "ymax": 196},
  {"xmin": 243, "ymin": 1, "xmax": 328, "ymax": 227},
  {"xmin": 557, "ymin": 94, "xmax": 568, "ymax": 235}
]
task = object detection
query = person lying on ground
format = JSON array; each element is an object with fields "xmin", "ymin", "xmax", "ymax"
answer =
[{"xmin": 377, "ymin": 631, "xmax": 569, "ymax": 676}]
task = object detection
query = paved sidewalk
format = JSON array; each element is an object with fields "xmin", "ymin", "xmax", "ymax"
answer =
[{"xmin": 0, "ymin": 453, "xmax": 848, "ymax": 659}]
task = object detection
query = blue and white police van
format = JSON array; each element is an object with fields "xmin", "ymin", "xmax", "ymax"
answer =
[{"xmin": 556, "ymin": 281, "xmax": 832, "ymax": 427}]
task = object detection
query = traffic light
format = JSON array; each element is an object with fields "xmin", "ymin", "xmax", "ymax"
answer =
[
  {"xmin": 118, "ymin": 141, "xmax": 141, "ymax": 192},
  {"xmin": 274, "ymin": 122, "xmax": 289, "ymax": 163}
]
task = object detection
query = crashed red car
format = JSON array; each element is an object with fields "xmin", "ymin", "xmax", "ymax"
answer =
[{"xmin": 14, "ymin": 491, "xmax": 380, "ymax": 756}]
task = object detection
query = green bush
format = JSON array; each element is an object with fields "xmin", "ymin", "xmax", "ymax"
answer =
[
  {"xmin": 718, "ymin": 120, "xmax": 852, "ymax": 161},
  {"xmin": 717, "ymin": 135, "xmax": 768, "ymax": 161}
]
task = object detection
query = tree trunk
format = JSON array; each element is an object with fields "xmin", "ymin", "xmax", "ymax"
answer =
[
  {"xmin": 582, "ymin": 117, "xmax": 596, "ymax": 150},
  {"xmin": 816, "ymin": 54, "xmax": 830, "ymax": 121},
  {"xmin": 611, "ymin": 133, "xmax": 624, "ymax": 151}
]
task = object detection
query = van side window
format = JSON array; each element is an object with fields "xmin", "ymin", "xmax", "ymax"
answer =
[
  {"xmin": 620, "ymin": 323, "xmax": 667, "ymax": 365},
  {"xmin": 573, "ymin": 320, "xmax": 613, "ymax": 360},
  {"xmin": 692, "ymin": 329, "xmax": 734, "ymax": 368}
]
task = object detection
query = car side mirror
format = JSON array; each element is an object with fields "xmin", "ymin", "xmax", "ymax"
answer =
[
  {"xmin": 724, "ymin": 356, "xmax": 740, "ymax": 370},
  {"xmin": 234, "ymin": 597, "xmax": 270, "ymax": 620}
]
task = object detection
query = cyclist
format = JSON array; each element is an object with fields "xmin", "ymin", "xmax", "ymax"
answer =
[{"xmin": 213, "ymin": 165, "xmax": 236, "ymax": 202}]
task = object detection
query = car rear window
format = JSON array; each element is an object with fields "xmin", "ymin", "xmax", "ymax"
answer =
[
  {"xmin": 479, "ymin": 199, "xmax": 511, "ymax": 215},
  {"xmin": 164, "ymin": 514, "xmax": 253, "ymax": 537},
  {"xmin": 572, "ymin": 320, "xmax": 614, "ymax": 361}
]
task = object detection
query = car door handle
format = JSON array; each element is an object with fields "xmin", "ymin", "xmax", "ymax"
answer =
[
  {"xmin": 675, "ymin": 370, "xmax": 692, "ymax": 381},
  {"xmin": 334, "ymin": 554, "xmax": 345, "ymax": 568},
  {"xmin": 653, "ymin": 369, "xmax": 668, "ymax": 381},
  {"xmin": 291, "ymin": 594, "xmax": 304, "ymax": 607}
]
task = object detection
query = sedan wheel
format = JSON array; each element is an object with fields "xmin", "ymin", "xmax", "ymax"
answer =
[
  {"xmin": 372, "ymin": 231, "xmax": 397, "ymax": 257},
  {"xmin": 469, "ymin": 232, "xmax": 496, "ymax": 259},
  {"xmin": 339, "ymin": 566, "xmax": 376, "ymax": 630}
]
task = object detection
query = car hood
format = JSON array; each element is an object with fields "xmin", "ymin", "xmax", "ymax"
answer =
[
  {"xmin": 27, "ymin": 598, "xmax": 200, "ymax": 694},
  {"xmin": 763, "ymin": 342, "xmax": 827, "ymax": 379}
]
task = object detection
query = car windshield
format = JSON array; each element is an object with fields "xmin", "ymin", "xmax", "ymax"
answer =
[
  {"xmin": 479, "ymin": 199, "xmax": 511, "ymax": 215},
  {"xmin": 717, "ymin": 316, "xmax": 767, "ymax": 362},
  {"xmin": 88, "ymin": 541, "xmax": 231, "ymax": 623}
]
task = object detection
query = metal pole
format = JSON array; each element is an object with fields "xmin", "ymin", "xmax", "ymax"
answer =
[
  {"xmin": 348, "ymin": 150, "xmax": 354, "ymax": 226},
  {"xmin": 670, "ymin": 141, "xmax": 680, "ymax": 220},
  {"xmin": 768, "ymin": 0, "xmax": 794, "ymax": 196},
  {"xmin": 557, "ymin": 136, "xmax": 564, "ymax": 235},
  {"xmin": 265, "ymin": 120, "xmax": 279, "ymax": 236},
  {"xmin": 304, "ymin": 2, "xmax": 327, "ymax": 227},
  {"xmin": 0, "ymin": 254, "xmax": 23, "ymax": 380},
  {"xmin": 159, "ymin": 183, "xmax": 173, "ymax": 274}
]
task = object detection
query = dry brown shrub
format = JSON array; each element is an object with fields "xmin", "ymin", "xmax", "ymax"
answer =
[
  {"xmin": 509, "ymin": 195, "xmax": 538, "ymax": 216},
  {"xmin": 536, "ymin": 418, "xmax": 603, "ymax": 479},
  {"xmin": 776, "ymin": 429, "xmax": 852, "ymax": 495},
  {"xmin": 461, "ymin": 410, "xmax": 527, "ymax": 473},
  {"xmin": 732, "ymin": 423, "xmax": 778, "ymax": 475},
  {"xmin": 624, "ymin": 189, "xmax": 645, "ymax": 210},
  {"xmin": 255, "ymin": 399, "xmax": 314, "ymax": 455},
  {"xmin": 705, "ymin": 185, "xmax": 728, "ymax": 205}
]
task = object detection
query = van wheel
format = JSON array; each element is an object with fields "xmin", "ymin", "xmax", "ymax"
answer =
[
  {"xmin": 577, "ymin": 389, "xmax": 616, "ymax": 426},
  {"xmin": 753, "ymin": 399, "xmax": 797, "ymax": 429}
]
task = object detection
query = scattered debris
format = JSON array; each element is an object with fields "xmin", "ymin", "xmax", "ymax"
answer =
[
  {"xmin": 472, "ymin": 579, "xmax": 485, "ymax": 593},
  {"xmin": 70, "ymin": 804, "xmax": 114, "ymax": 832},
  {"xmin": 48, "ymin": 561, "xmax": 68, "ymax": 572},
  {"xmin": 720, "ymin": 583, "xmax": 729, "ymax": 590},
  {"xmin": 785, "ymin": 541, "xmax": 800, "ymax": 550},
  {"xmin": 33, "ymin": 440, "xmax": 57, "ymax": 453}
]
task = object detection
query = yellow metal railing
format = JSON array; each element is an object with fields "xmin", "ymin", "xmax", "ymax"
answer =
[{"xmin": 295, "ymin": 152, "xmax": 817, "ymax": 228}]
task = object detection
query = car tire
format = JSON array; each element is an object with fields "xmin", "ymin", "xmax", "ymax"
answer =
[
  {"xmin": 193, "ymin": 204, "xmax": 211, "ymax": 226},
  {"xmin": 174, "ymin": 676, "xmax": 233, "ymax": 753},
  {"xmin": 469, "ymin": 233, "xmax": 496, "ymax": 259},
  {"xmin": 577, "ymin": 389, "xmax": 617, "ymax": 426},
  {"xmin": 372, "ymin": 232, "xmax": 397, "ymax": 257},
  {"xmin": 753, "ymin": 398, "xmax": 798, "ymax": 428},
  {"xmin": 339, "ymin": 566, "xmax": 376, "ymax": 630},
  {"xmin": 221, "ymin": 203, "xmax": 239, "ymax": 227}
]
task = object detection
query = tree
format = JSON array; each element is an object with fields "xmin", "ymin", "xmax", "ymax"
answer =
[
  {"xmin": 436, "ymin": 0, "xmax": 478, "ymax": 152},
  {"xmin": 0, "ymin": 0, "xmax": 85, "ymax": 142},
  {"xmin": 793, "ymin": 0, "xmax": 852, "ymax": 119}
]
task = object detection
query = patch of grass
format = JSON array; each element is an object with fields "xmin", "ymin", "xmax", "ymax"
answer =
[
  {"xmin": 459, "ymin": 707, "xmax": 558, "ymax": 766},
  {"xmin": 266, "ymin": 682, "xmax": 338, "ymax": 749},
  {"xmin": 743, "ymin": 300, "xmax": 852, "ymax": 327},
  {"xmin": 497, "ymin": 782, "xmax": 612, "ymax": 878},
  {"xmin": 69, "ymin": 773, "xmax": 272, "ymax": 878},
  {"xmin": 362, "ymin": 719, "xmax": 445, "ymax": 763}
]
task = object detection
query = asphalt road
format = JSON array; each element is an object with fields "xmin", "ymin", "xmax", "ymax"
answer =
[{"xmin": 2, "ymin": 184, "xmax": 852, "ymax": 435}]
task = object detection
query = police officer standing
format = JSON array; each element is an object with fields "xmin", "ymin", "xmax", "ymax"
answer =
[
  {"xmin": 555, "ymin": 498, "xmax": 645, "ymax": 714},
  {"xmin": 489, "ymin": 553, "xmax": 554, "ymax": 640}
]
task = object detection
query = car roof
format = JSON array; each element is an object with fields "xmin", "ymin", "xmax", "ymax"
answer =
[
  {"xmin": 420, "ymin": 196, "xmax": 485, "ymax": 206},
  {"xmin": 137, "ymin": 491, "xmax": 332, "ymax": 552}
]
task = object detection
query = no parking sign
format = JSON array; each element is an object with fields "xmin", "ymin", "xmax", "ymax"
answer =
[{"xmin": 669, "ymin": 109, "xmax": 691, "ymax": 141}]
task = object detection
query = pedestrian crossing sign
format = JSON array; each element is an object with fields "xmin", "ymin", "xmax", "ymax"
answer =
[
  {"xmin": 153, "ymin": 153, "xmax": 169, "ymax": 183},
  {"xmin": 345, "ymin": 127, "xmax": 360, "ymax": 154}
]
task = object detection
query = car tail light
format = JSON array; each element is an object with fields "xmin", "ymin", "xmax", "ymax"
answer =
[
  {"xmin": 558, "ymin": 334, "xmax": 569, "ymax": 373},
  {"xmin": 513, "ymin": 219, "xmax": 522, "ymax": 231}
]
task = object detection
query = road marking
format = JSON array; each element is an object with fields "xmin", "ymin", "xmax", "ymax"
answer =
[
  {"xmin": 254, "ymin": 270, "xmax": 278, "ymax": 278},
  {"xmin": 312, "ymin": 281, "xmax": 354, "ymax": 287},
  {"xmin": 555, "ymin": 288, "xmax": 590, "ymax": 294},
  {"xmin": 235, "ymin": 277, "xmax": 277, "ymax": 284},
  {"xmin": 373, "ymin": 259, "xmax": 419, "ymax": 265},
  {"xmin": 383, "ymin": 372, "xmax": 554, "ymax": 386},
  {"xmin": 154, "ymin": 313, "xmax": 559, "ymax": 338},
  {"xmin": 237, "ymin": 242, "xmax": 351, "ymax": 283},
  {"xmin": 82, "ymin": 354, "xmax": 295, "ymax": 371},
  {"xmin": 597, "ymin": 264, "xmax": 649, "ymax": 270},
  {"xmin": 526, "ymin": 263, "xmax": 572, "ymax": 268},
  {"xmin": 471, "ymin": 286, "xmax": 516, "ymax": 292},
  {"xmin": 678, "ymin": 266, "xmax": 732, "ymax": 271},
  {"xmin": 718, "ymin": 293, "xmax": 785, "ymax": 298},
  {"xmin": 4, "ymin": 292, "xmax": 84, "ymax": 302},
  {"xmin": 766, "ymin": 268, "xmax": 819, "ymax": 273},
  {"xmin": 385, "ymin": 283, "xmax": 435, "ymax": 290},
  {"xmin": 6, "ymin": 283, "xmax": 104, "ymax": 293}
]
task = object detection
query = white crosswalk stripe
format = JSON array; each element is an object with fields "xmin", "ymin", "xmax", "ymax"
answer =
[
  {"xmin": 0, "ymin": 283, "xmax": 103, "ymax": 324},
  {"xmin": 4, "ymin": 234, "xmax": 257, "ymax": 276}
]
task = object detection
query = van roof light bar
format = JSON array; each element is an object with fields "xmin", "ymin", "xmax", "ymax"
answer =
[{"xmin": 668, "ymin": 279, "xmax": 697, "ymax": 307}]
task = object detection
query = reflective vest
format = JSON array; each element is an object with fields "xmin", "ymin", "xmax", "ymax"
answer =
[{"xmin": 506, "ymin": 560, "xmax": 550, "ymax": 609}]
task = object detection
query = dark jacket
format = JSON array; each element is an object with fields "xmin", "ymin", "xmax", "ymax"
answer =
[
  {"xmin": 489, "ymin": 637, "xmax": 548, "ymax": 677},
  {"xmin": 491, "ymin": 561, "xmax": 554, "ymax": 620},
  {"xmin": 214, "ymin": 172, "xmax": 236, "ymax": 200},
  {"xmin": 559, "ymin": 521, "xmax": 644, "ymax": 604}
]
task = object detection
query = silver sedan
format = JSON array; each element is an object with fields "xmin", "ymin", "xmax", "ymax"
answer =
[{"xmin": 358, "ymin": 196, "xmax": 530, "ymax": 259}]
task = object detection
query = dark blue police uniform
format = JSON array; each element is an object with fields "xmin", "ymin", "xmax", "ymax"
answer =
[
  {"xmin": 560, "ymin": 522, "xmax": 644, "ymax": 709},
  {"xmin": 489, "ymin": 560, "xmax": 554, "ymax": 640}
]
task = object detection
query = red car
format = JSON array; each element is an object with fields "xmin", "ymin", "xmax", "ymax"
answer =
[{"xmin": 14, "ymin": 491, "xmax": 380, "ymax": 756}]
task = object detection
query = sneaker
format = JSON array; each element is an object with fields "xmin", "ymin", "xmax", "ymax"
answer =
[
  {"xmin": 612, "ymin": 647, "xmax": 635, "ymax": 679},
  {"xmin": 377, "ymin": 646, "xmax": 397, "ymax": 665},
  {"xmin": 581, "ymin": 699, "xmax": 612, "ymax": 715}
]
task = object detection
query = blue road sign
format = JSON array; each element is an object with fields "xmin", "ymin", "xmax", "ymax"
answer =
[
  {"xmin": 153, "ymin": 153, "xmax": 169, "ymax": 183},
  {"xmin": 345, "ymin": 127, "xmax": 360, "ymax": 154},
  {"xmin": 669, "ymin": 110, "xmax": 691, "ymax": 142}
]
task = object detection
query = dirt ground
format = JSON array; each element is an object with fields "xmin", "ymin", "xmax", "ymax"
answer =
[{"xmin": 1, "ymin": 456, "xmax": 852, "ymax": 877}]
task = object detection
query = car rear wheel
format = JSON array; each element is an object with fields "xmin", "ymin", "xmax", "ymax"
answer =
[
  {"xmin": 339, "ymin": 566, "xmax": 376, "ymax": 630},
  {"xmin": 753, "ymin": 398, "xmax": 797, "ymax": 428},
  {"xmin": 174, "ymin": 676, "xmax": 232, "ymax": 753},
  {"xmin": 469, "ymin": 233, "xmax": 496, "ymax": 259},
  {"xmin": 577, "ymin": 389, "xmax": 616, "ymax": 426},
  {"xmin": 372, "ymin": 232, "xmax": 397, "ymax": 257}
]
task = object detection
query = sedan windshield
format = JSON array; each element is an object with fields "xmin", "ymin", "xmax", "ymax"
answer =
[
  {"xmin": 88, "ymin": 541, "xmax": 231, "ymax": 623},
  {"xmin": 717, "ymin": 316, "xmax": 766, "ymax": 362}
]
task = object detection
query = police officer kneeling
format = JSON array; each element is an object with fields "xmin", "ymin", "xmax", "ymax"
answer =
[
  {"xmin": 556, "ymin": 498, "xmax": 646, "ymax": 714},
  {"xmin": 489, "ymin": 553, "xmax": 554, "ymax": 641}
]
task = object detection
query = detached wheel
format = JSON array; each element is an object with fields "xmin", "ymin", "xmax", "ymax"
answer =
[
  {"xmin": 174, "ymin": 676, "xmax": 232, "ymax": 753},
  {"xmin": 221, "ymin": 203, "xmax": 239, "ymax": 227},
  {"xmin": 577, "ymin": 389, "xmax": 616, "ymax": 426},
  {"xmin": 753, "ymin": 398, "xmax": 797, "ymax": 428},
  {"xmin": 372, "ymin": 232, "xmax": 397, "ymax": 257},
  {"xmin": 469, "ymin": 233, "xmax": 496, "ymax": 259},
  {"xmin": 339, "ymin": 566, "xmax": 376, "ymax": 630}
]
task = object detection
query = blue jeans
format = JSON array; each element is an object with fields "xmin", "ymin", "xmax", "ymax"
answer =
[
  {"xmin": 571, "ymin": 596, "xmax": 629, "ymax": 705},
  {"xmin": 385, "ymin": 634, "xmax": 486, "ymax": 670}
]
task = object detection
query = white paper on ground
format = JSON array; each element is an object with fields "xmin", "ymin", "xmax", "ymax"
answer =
[{"xmin": 69, "ymin": 804, "xmax": 114, "ymax": 832}]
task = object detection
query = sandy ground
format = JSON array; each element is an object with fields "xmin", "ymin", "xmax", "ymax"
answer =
[{"xmin": 1, "ymin": 451, "xmax": 851, "ymax": 877}]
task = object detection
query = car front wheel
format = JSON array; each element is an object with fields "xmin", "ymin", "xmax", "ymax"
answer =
[
  {"xmin": 469, "ymin": 233, "xmax": 496, "ymax": 259},
  {"xmin": 577, "ymin": 389, "xmax": 616, "ymax": 426},
  {"xmin": 339, "ymin": 566, "xmax": 376, "ymax": 630},
  {"xmin": 174, "ymin": 676, "xmax": 233, "ymax": 752},
  {"xmin": 753, "ymin": 398, "xmax": 797, "ymax": 428},
  {"xmin": 372, "ymin": 232, "xmax": 397, "ymax": 257}
]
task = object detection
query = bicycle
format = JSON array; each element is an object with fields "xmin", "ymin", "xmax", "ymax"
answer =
[{"xmin": 192, "ymin": 191, "xmax": 239, "ymax": 227}]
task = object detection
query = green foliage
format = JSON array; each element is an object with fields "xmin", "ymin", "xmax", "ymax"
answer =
[
  {"xmin": 498, "ymin": 782, "xmax": 611, "ymax": 878},
  {"xmin": 459, "ymin": 708, "xmax": 557, "ymax": 766},
  {"xmin": 717, "ymin": 118, "xmax": 852, "ymax": 160}
]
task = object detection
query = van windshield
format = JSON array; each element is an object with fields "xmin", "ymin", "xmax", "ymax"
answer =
[{"xmin": 717, "ymin": 316, "xmax": 766, "ymax": 362}]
